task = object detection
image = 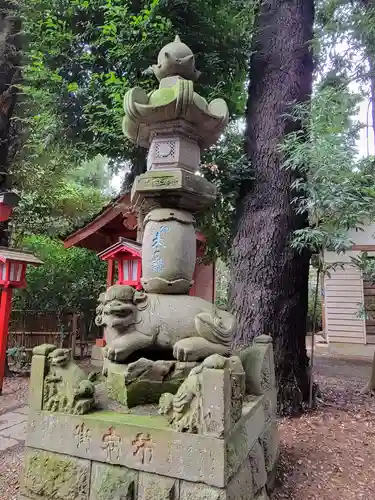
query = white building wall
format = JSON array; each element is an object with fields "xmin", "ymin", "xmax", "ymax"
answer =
[
  {"xmin": 323, "ymin": 251, "xmax": 366, "ymax": 344},
  {"xmin": 346, "ymin": 223, "xmax": 375, "ymax": 246}
]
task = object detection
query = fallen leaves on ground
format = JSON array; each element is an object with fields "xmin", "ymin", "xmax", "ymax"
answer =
[
  {"xmin": 271, "ymin": 356, "xmax": 375, "ymax": 500},
  {"xmin": 0, "ymin": 376, "xmax": 28, "ymax": 413},
  {"xmin": 0, "ymin": 376, "xmax": 28, "ymax": 500}
]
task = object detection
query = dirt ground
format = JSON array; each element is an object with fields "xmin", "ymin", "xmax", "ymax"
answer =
[
  {"xmin": 0, "ymin": 376, "xmax": 29, "ymax": 500},
  {"xmin": 1, "ymin": 355, "xmax": 375, "ymax": 500},
  {"xmin": 271, "ymin": 356, "xmax": 375, "ymax": 500}
]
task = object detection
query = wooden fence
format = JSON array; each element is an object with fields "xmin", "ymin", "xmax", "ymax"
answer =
[{"xmin": 7, "ymin": 310, "xmax": 100, "ymax": 359}]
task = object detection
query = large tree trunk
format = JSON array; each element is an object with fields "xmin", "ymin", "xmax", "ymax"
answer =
[
  {"xmin": 230, "ymin": 0, "xmax": 314, "ymax": 415},
  {"xmin": 0, "ymin": 2, "xmax": 22, "ymax": 245}
]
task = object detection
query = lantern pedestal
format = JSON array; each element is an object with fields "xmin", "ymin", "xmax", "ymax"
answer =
[{"xmin": 0, "ymin": 288, "xmax": 12, "ymax": 393}]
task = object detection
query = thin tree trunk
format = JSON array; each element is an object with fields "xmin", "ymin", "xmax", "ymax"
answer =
[
  {"xmin": 361, "ymin": 349, "xmax": 375, "ymax": 394},
  {"xmin": 369, "ymin": 55, "xmax": 375, "ymax": 152},
  {"xmin": 358, "ymin": 1, "xmax": 375, "ymax": 151},
  {"xmin": 230, "ymin": 0, "xmax": 314, "ymax": 415},
  {"xmin": 0, "ymin": 2, "xmax": 22, "ymax": 246}
]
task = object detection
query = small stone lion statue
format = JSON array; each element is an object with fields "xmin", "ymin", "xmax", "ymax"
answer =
[
  {"xmin": 95, "ymin": 284, "xmax": 236, "ymax": 363},
  {"xmin": 159, "ymin": 354, "xmax": 230, "ymax": 433},
  {"xmin": 43, "ymin": 348, "xmax": 96, "ymax": 415}
]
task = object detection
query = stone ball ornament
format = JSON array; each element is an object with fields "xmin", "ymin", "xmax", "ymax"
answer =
[{"xmin": 151, "ymin": 35, "xmax": 202, "ymax": 82}]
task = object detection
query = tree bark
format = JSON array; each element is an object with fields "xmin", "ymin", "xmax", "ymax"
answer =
[
  {"xmin": 230, "ymin": 0, "xmax": 314, "ymax": 415},
  {"xmin": 0, "ymin": 3, "xmax": 22, "ymax": 245},
  {"xmin": 361, "ymin": 349, "xmax": 375, "ymax": 394},
  {"xmin": 368, "ymin": 55, "xmax": 375, "ymax": 152},
  {"xmin": 121, "ymin": 146, "xmax": 147, "ymax": 193},
  {"xmin": 357, "ymin": 1, "xmax": 375, "ymax": 152}
]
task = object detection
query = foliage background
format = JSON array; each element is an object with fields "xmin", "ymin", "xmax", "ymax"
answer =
[
  {"xmin": 5, "ymin": 0, "xmax": 254, "ymax": 318},
  {"xmin": 13, "ymin": 235, "xmax": 107, "ymax": 315},
  {"xmin": 6, "ymin": 0, "xmax": 375, "ymax": 341}
]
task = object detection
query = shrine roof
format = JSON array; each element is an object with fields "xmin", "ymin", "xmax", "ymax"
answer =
[
  {"xmin": 63, "ymin": 193, "xmax": 137, "ymax": 252},
  {"xmin": 63, "ymin": 191, "xmax": 206, "ymax": 253}
]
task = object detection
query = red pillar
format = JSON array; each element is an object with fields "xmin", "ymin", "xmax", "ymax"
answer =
[
  {"xmin": 190, "ymin": 261, "xmax": 215, "ymax": 302},
  {"xmin": 107, "ymin": 258, "xmax": 114, "ymax": 288},
  {"xmin": 0, "ymin": 288, "xmax": 13, "ymax": 394}
]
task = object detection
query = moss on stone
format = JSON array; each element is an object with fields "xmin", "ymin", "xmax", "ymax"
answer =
[
  {"xmin": 91, "ymin": 463, "xmax": 136, "ymax": 500},
  {"xmin": 107, "ymin": 371, "xmax": 128, "ymax": 406},
  {"xmin": 83, "ymin": 410, "xmax": 169, "ymax": 429},
  {"xmin": 106, "ymin": 359, "xmax": 188, "ymax": 409},
  {"xmin": 236, "ymin": 345, "xmax": 268, "ymax": 396},
  {"xmin": 22, "ymin": 449, "xmax": 89, "ymax": 500},
  {"xmin": 148, "ymin": 87, "xmax": 176, "ymax": 106},
  {"xmin": 126, "ymin": 379, "xmax": 187, "ymax": 408}
]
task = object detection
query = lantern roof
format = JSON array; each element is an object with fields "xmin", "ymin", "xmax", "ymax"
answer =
[
  {"xmin": 0, "ymin": 247, "xmax": 43, "ymax": 266},
  {"xmin": 0, "ymin": 191, "xmax": 20, "ymax": 207},
  {"xmin": 97, "ymin": 238, "xmax": 142, "ymax": 261}
]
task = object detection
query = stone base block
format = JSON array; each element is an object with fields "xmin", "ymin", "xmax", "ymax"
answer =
[
  {"xmin": 105, "ymin": 358, "xmax": 197, "ymax": 408},
  {"xmin": 21, "ymin": 448, "xmax": 91, "ymax": 500},
  {"xmin": 20, "ymin": 447, "xmax": 272, "ymax": 500},
  {"xmin": 21, "ymin": 336, "xmax": 279, "ymax": 500},
  {"xmin": 131, "ymin": 168, "xmax": 216, "ymax": 212},
  {"xmin": 266, "ymin": 462, "xmax": 277, "ymax": 493},
  {"xmin": 261, "ymin": 421, "xmax": 279, "ymax": 474},
  {"xmin": 90, "ymin": 462, "xmax": 136, "ymax": 499},
  {"xmin": 254, "ymin": 489, "xmax": 270, "ymax": 500},
  {"xmin": 25, "ymin": 392, "xmax": 274, "ymax": 489},
  {"xmin": 91, "ymin": 345, "xmax": 104, "ymax": 368},
  {"xmin": 138, "ymin": 473, "xmax": 178, "ymax": 500}
]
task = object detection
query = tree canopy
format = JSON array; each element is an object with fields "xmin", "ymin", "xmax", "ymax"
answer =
[
  {"xmin": 21, "ymin": 0, "xmax": 252, "ymax": 161},
  {"xmin": 4, "ymin": 0, "xmax": 254, "ymax": 321}
]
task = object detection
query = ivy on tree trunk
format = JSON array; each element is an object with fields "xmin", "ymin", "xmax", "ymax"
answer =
[{"xmin": 230, "ymin": 0, "xmax": 314, "ymax": 415}]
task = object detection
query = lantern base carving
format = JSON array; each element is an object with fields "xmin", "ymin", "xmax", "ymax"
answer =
[
  {"xmin": 141, "ymin": 276, "xmax": 193, "ymax": 294},
  {"xmin": 147, "ymin": 122, "xmax": 201, "ymax": 174}
]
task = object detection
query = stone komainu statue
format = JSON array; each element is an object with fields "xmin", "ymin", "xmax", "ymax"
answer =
[{"xmin": 95, "ymin": 284, "xmax": 236, "ymax": 363}]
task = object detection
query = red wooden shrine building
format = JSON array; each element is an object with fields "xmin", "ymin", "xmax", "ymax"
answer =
[{"xmin": 64, "ymin": 193, "xmax": 216, "ymax": 302}]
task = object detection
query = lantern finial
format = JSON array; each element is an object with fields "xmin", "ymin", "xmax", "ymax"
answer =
[{"xmin": 151, "ymin": 35, "xmax": 201, "ymax": 82}]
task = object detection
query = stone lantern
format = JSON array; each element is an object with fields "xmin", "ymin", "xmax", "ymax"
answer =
[
  {"xmin": 123, "ymin": 35, "xmax": 229, "ymax": 295},
  {"xmin": 19, "ymin": 37, "xmax": 278, "ymax": 500}
]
